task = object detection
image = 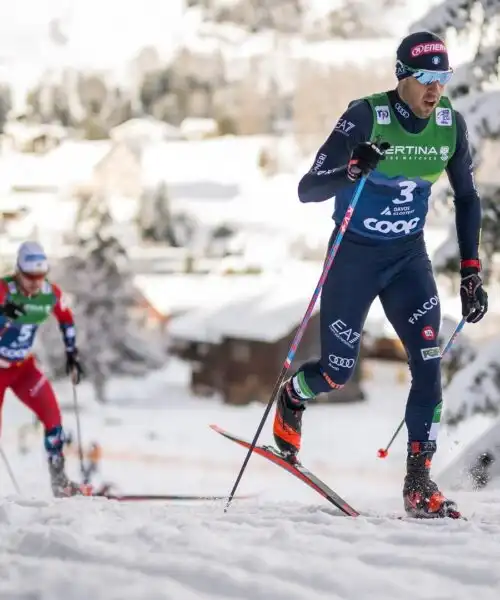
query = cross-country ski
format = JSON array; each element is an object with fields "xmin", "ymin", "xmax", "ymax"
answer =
[{"xmin": 210, "ymin": 424, "xmax": 360, "ymax": 516}]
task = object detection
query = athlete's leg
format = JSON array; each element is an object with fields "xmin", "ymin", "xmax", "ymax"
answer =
[
  {"xmin": 380, "ymin": 247, "xmax": 459, "ymax": 518},
  {"xmin": 380, "ymin": 251, "xmax": 441, "ymax": 443},
  {"xmin": 273, "ymin": 234, "xmax": 379, "ymax": 456},
  {"xmin": 0, "ymin": 366, "xmax": 12, "ymax": 435},
  {"xmin": 11, "ymin": 357, "xmax": 89, "ymax": 497},
  {"xmin": 10, "ymin": 356, "xmax": 63, "ymax": 449}
]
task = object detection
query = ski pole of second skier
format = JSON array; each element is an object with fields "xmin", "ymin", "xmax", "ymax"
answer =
[
  {"xmin": 224, "ymin": 165, "xmax": 382, "ymax": 512},
  {"xmin": 377, "ymin": 316, "xmax": 467, "ymax": 458},
  {"xmin": 71, "ymin": 370, "xmax": 85, "ymax": 481},
  {"xmin": 0, "ymin": 444, "xmax": 21, "ymax": 494}
]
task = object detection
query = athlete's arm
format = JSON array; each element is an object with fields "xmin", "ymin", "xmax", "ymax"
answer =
[
  {"xmin": 446, "ymin": 111, "xmax": 482, "ymax": 262},
  {"xmin": 298, "ymin": 100, "xmax": 373, "ymax": 203},
  {"xmin": 0, "ymin": 280, "xmax": 8, "ymax": 305},
  {"xmin": 52, "ymin": 284, "xmax": 77, "ymax": 351}
]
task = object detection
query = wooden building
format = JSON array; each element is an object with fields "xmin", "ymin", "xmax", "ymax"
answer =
[{"xmin": 168, "ymin": 288, "xmax": 365, "ymax": 406}]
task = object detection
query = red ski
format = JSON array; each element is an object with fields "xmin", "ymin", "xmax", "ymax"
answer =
[{"xmin": 210, "ymin": 424, "xmax": 359, "ymax": 517}]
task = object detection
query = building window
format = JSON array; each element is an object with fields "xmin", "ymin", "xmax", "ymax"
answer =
[{"xmin": 232, "ymin": 341, "xmax": 250, "ymax": 362}]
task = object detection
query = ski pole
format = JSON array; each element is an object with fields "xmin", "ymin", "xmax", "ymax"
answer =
[
  {"xmin": 71, "ymin": 371, "xmax": 85, "ymax": 481},
  {"xmin": 0, "ymin": 444, "xmax": 21, "ymax": 494},
  {"xmin": 224, "ymin": 171, "xmax": 375, "ymax": 512},
  {"xmin": 377, "ymin": 316, "xmax": 467, "ymax": 458}
]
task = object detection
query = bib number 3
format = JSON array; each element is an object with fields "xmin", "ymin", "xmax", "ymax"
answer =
[{"xmin": 393, "ymin": 180, "xmax": 417, "ymax": 204}]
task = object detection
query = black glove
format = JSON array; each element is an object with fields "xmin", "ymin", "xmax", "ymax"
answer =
[
  {"xmin": 0, "ymin": 300, "xmax": 26, "ymax": 320},
  {"xmin": 66, "ymin": 349, "xmax": 84, "ymax": 384},
  {"xmin": 460, "ymin": 266, "xmax": 488, "ymax": 323},
  {"xmin": 346, "ymin": 140, "xmax": 391, "ymax": 182}
]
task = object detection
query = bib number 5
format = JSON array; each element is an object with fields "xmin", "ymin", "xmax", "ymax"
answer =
[{"xmin": 17, "ymin": 324, "xmax": 34, "ymax": 345}]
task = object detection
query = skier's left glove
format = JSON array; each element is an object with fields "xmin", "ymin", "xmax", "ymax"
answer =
[
  {"xmin": 460, "ymin": 260, "xmax": 488, "ymax": 323},
  {"xmin": 66, "ymin": 349, "xmax": 84, "ymax": 384}
]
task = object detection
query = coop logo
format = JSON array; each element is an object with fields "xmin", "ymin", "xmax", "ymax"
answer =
[
  {"xmin": 0, "ymin": 347, "xmax": 27, "ymax": 360},
  {"xmin": 328, "ymin": 354, "xmax": 355, "ymax": 370},
  {"xmin": 410, "ymin": 42, "xmax": 446, "ymax": 57},
  {"xmin": 394, "ymin": 102, "xmax": 410, "ymax": 119},
  {"xmin": 421, "ymin": 347, "xmax": 441, "ymax": 361},
  {"xmin": 364, "ymin": 217, "xmax": 420, "ymax": 235},
  {"xmin": 329, "ymin": 319, "xmax": 360, "ymax": 349},
  {"xmin": 384, "ymin": 145, "xmax": 449, "ymax": 160},
  {"xmin": 335, "ymin": 118, "xmax": 356, "ymax": 136},
  {"xmin": 408, "ymin": 295, "xmax": 439, "ymax": 324},
  {"xmin": 375, "ymin": 106, "xmax": 391, "ymax": 125}
]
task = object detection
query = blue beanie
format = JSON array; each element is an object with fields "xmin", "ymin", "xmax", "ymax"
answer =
[{"xmin": 396, "ymin": 31, "xmax": 450, "ymax": 79}]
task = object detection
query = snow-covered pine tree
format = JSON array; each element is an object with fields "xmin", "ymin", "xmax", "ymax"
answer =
[
  {"xmin": 411, "ymin": 1, "xmax": 500, "ymax": 423},
  {"xmin": 50, "ymin": 203, "xmax": 166, "ymax": 403},
  {"xmin": 138, "ymin": 182, "xmax": 179, "ymax": 245}
]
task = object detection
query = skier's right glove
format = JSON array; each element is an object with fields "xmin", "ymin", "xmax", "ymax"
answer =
[
  {"xmin": 66, "ymin": 349, "xmax": 84, "ymax": 385},
  {"xmin": 0, "ymin": 300, "xmax": 26, "ymax": 320},
  {"xmin": 346, "ymin": 140, "xmax": 391, "ymax": 182}
]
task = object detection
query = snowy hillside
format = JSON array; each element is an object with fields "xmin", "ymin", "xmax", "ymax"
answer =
[{"xmin": 2, "ymin": 360, "xmax": 500, "ymax": 599}]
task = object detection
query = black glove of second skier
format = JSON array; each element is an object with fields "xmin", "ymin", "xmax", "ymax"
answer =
[
  {"xmin": 66, "ymin": 349, "xmax": 84, "ymax": 384},
  {"xmin": 460, "ymin": 266, "xmax": 488, "ymax": 323},
  {"xmin": 346, "ymin": 140, "xmax": 391, "ymax": 182},
  {"xmin": 0, "ymin": 300, "xmax": 26, "ymax": 320}
]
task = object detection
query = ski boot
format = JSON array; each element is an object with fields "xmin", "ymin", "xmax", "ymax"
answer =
[
  {"xmin": 273, "ymin": 381, "xmax": 307, "ymax": 463},
  {"xmin": 45, "ymin": 426, "xmax": 92, "ymax": 498},
  {"xmin": 48, "ymin": 454, "xmax": 92, "ymax": 498},
  {"xmin": 403, "ymin": 441, "xmax": 461, "ymax": 519}
]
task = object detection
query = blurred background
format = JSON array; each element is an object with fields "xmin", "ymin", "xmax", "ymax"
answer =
[{"xmin": 1, "ymin": 0, "xmax": 500, "ymax": 496}]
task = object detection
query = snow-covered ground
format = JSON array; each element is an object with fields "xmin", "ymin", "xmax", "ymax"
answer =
[{"xmin": 1, "ymin": 359, "xmax": 500, "ymax": 599}]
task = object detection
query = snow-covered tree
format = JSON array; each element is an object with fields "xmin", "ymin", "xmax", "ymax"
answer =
[
  {"xmin": 326, "ymin": 0, "xmax": 405, "ymax": 39},
  {"xmin": 51, "ymin": 204, "xmax": 166, "ymax": 403},
  {"xmin": 439, "ymin": 316, "xmax": 477, "ymax": 387},
  {"xmin": 138, "ymin": 183, "xmax": 199, "ymax": 248},
  {"xmin": 138, "ymin": 183, "xmax": 178, "ymax": 245}
]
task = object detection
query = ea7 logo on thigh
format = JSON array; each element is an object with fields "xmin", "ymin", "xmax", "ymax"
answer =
[
  {"xmin": 421, "ymin": 347, "xmax": 440, "ymax": 361},
  {"xmin": 329, "ymin": 319, "xmax": 360, "ymax": 349}
]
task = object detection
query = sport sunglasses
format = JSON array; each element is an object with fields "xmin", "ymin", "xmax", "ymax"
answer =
[
  {"xmin": 18, "ymin": 270, "xmax": 47, "ymax": 281},
  {"xmin": 397, "ymin": 60, "xmax": 453, "ymax": 85}
]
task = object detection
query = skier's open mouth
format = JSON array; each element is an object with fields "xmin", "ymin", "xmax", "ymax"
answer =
[{"xmin": 423, "ymin": 99, "xmax": 437, "ymax": 109}]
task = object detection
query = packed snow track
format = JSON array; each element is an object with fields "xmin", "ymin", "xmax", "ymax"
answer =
[{"xmin": 1, "ymin": 494, "xmax": 500, "ymax": 600}]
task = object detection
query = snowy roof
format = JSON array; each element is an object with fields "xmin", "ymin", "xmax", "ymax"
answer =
[
  {"xmin": 135, "ymin": 271, "xmax": 284, "ymax": 318},
  {"xmin": 0, "ymin": 140, "xmax": 112, "ymax": 192},
  {"xmin": 180, "ymin": 117, "xmax": 218, "ymax": 136},
  {"xmin": 164, "ymin": 262, "xmax": 407, "ymax": 345},
  {"xmin": 141, "ymin": 135, "xmax": 268, "ymax": 188},
  {"xmin": 167, "ymin": 272, "xmax": 321, "ymax": 344},
  {"xmin": 110, "ymin": 117, "xmax": 183, "ymax": 142}
]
